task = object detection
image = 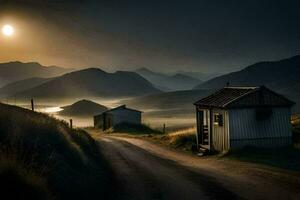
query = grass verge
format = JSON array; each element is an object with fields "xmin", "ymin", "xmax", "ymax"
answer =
[{"xmin": 107, "ymin": 122, "xmax": 162, "ymax": 134}]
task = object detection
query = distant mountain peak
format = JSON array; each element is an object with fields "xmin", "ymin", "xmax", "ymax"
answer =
[
  {"xmin": 77, "ymin": 67, "xmax": 105, "ymax": 72},
  {"xmin": 64, "ymin": 67, "xmax": 107, "ymax": 76},
  {"xmin": 1, "ymin": 61, "xmax": 39, "ymax": 66},
  {"xmin": 72, "ymin": 99, "xmax": 94, "ymax": 104},
  {"xmin": 0, "ymin": 61, "xmax": 73, "ymax": 87},
  {"xmin": 60, "ymin": 99, "xmax": 108, "ymax": 116}
]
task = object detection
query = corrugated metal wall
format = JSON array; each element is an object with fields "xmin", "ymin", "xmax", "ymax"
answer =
[
  {"xmin": 228, "ymin": 107, "xmax": 292, "ymax": 148},
  {"xmin": 212, "ymin": 109, "xmax": 230, "ymax": 151},
  {"xmin": 111, "ymin": 109, "xmax": 141, "ymax": 125}
]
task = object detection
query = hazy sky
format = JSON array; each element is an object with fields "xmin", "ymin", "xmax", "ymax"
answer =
[{"xmin": 0, "ymin": 0, "xmax": 299, "ymax": 73}]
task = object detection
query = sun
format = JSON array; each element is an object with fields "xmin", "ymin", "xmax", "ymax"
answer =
[{"xmin": 2, "ymin": 24, "xmax": 14, "ymax": 36}]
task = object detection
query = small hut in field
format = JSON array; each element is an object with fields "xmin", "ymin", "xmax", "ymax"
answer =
[
  {"xmin": 94, "ymin": 105, "xmax": 142, "ymax": 131},
  {"xmin": 194, "ymin": 86, "xmax": 295, "ymax": 152}
]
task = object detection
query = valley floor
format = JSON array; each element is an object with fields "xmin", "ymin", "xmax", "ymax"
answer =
[{"xmin": 90, "ymin": 132, "xmax": 300, "ymax": 200}]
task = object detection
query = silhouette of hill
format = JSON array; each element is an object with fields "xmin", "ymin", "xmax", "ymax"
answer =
[
  {"xmin": 15, "ymin": 68, "xmax": 161, "ymax": 99},
  {"xmin": 135, "ymin": 68, "xmax": 201, "ymax": 91},
  {"xmin": 175, "ymin": 70, "xmax": 221, "ymax": 81},
  {"xmin": 0, "ymin": 61, "xmax": 72, "ymax": 87},
  {"xmin": 194, "ymin": 55, "xmax": 300, "ymax": 112},
  {"xmin": 59, "ymin": 99, "xmax": 108, "ymax": 116},
  {"xmin": 0, "ymin": 77, "xmax": 52, "ymax": 98}
]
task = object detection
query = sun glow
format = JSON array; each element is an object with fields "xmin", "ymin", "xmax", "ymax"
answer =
[{"xmin": 2, "ymin": 24, "xmax": 14, "ymax": 36}]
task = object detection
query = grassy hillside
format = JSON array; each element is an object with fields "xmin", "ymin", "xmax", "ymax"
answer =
[{"xmin": 0, "ymin": 103, "xmax": 115, "ymax": 199}]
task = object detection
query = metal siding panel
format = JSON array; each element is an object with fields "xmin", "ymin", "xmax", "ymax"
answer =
[
  {"xmin": 111, "ymin": 109, "xmax": 141, "ymax": 125},
  {"xmin": 211, "ymin": 109, "xmax": 230, "ymax": 151},
  {"xmin": 229, "ymin": 107, "xmax": 292, "ymax": 149}
]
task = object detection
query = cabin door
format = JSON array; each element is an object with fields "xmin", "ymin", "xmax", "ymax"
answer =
[{"xmin": 197, "ymin": 109, "xmax": 210, "ymax": 149}]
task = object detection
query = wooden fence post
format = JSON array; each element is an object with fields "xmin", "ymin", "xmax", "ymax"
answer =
[
  {"xmin": 31, "ymin": 99, "xmax": 34, "ymax": 111},
  {"xmin": 70, "ymin": 119, "xmax": 73, "ymax": 129}
]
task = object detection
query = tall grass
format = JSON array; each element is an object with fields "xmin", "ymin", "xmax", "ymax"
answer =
[
  {"xmin": 108, "ymin": 122, "xmax": 162, "ymax": 134},
  {"xmin": 0, "ymin": 147, "xmax": 51, "ymax": 200},
  {"xmin": 0, "ymin": 103, "xmax": 114, "ymax": 200},
  {"xmin": 158, "ymin": 127, "xmax": 197, "ymax": 152}
]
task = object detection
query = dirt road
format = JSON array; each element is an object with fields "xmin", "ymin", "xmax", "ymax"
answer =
[{"xmin": 94, "ymin": 134, "xmax": 300, "ymax": 200}]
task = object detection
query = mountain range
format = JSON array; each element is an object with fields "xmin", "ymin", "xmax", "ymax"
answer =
[
  {"xmin": 1, "ymin": 55, "xmax": 300, "ymax": 113},
  {"xmin": 0, "ymin": 77, "xmax": 53, "ymax": 98},
  {"xmin": 135, "ymin": 68, "xmax": 202, "ymax": 91},
  {"xmin": 13, "ymin": 68, "xmax": 161, "ymax": 99},
  {"xmin": 0, "ymin": 61, "xmax": 72, "ymax": 87}
]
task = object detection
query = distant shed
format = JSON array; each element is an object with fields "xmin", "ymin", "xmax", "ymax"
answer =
[
  {"xmin": 94, "ymin": 105, "xmax": 142, "ymax": 131},
  {"xmin": 194, "ymin": 86, "xmax": 295, "ymax": 152}
]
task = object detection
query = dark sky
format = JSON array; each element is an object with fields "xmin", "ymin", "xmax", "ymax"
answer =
[{"xmin": 0, "ymin": 0, "xmax": 300, "ymax": 73}]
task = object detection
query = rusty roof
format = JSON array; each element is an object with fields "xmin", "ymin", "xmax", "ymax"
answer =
[{"xmin": 194, "ymin": 86, "xmax": 295, "ymax": 109}]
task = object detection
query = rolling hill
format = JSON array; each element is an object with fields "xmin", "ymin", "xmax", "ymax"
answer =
[
  {"xmin": 0, "ymin": 77, "xmax": 52, "ymax": 98},
  {"xmin": 0, "ymin": 61, "xmax": 72, "ymax": 87},
  {"xmin": 194, "ymin": 55, "xmax": 300, "ymax": 112},
  {"xmin": 195, "ymin": 55, "xmax": 300, "ymax": 90},
  {"xmin": 122, "ymin": 89, "xmax": 213, "ymax": 110},
  {"xmin": 14, "ymin": 68, "xmax": 161, "ymax": 99},
  {"xmin": 59, "ymin": 99, "xmax": 108, "ymax": 116},
  {"xmin": 135, "ymin": 68, "xmax": 202, "ymax": 91}
]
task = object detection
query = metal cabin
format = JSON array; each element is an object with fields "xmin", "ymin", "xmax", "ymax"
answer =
[
  {"xmin": 194, "ymin": 86, "xmax": 295, "ymax": 152},
  {"xmin": 94, "ymin": 105, "xmax": 142, "ymax": 131}
]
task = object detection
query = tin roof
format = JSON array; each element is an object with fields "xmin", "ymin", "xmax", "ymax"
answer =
[
  {"xmin": 94, "ymin": 105, "xmax": 142, "ymax": 117},
  {"xmin": 194, "ymin": 86, "xmax": 295, "ymax": 108},
  {"xmin": 106, "ymin": 105, "xmax": 142, "ymax": 113}
]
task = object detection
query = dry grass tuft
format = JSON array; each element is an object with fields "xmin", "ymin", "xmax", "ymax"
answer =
[
  {"xmin": 0, "ymin": 149, "xmax": 51, "ymax": 200},
  {"xmin": 156, "ymin": 127, "xmax": 197, "ymax": 152}
]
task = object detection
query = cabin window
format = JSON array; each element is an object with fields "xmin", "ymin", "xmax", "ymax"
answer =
[
  {"xmin": 214, "ymin": 113, "xmax": 223, "ymax": 126},
  {"xmin": 256, "ymin": 107, "xmax": 273, "ymax": 121}
]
